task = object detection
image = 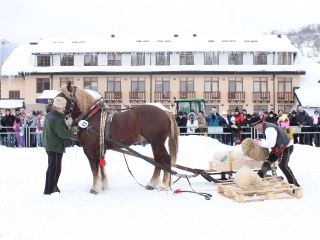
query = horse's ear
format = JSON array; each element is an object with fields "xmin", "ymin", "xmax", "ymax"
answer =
[{"xmin": 67, "ymin": 81, "xmax": 72, "ymax": 92}]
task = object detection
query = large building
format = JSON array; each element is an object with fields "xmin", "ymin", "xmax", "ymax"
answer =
[{"xmin": 0, "ymin": 34, "xmax": 306, "ymax": 114}]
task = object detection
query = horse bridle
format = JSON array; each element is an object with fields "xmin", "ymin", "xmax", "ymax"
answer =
[{"xmin": 66, "ymin": 86, "xmax": 77, "ymax": 116}]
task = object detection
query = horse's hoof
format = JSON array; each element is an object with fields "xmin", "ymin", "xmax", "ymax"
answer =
[
  {"xmin": 90, "ymin": 189, "xmax": 98, "ymax": 194},
  {"xmin": 145, "ymin": 185, "xmax": 154, "ymax": 190}
]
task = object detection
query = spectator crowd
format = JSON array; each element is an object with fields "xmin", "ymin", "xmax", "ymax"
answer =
[{"xmin": 176, "ymin": 106, "xmax": 320, "ymax": 147}]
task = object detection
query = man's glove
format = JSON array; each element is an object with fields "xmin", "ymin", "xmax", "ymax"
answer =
[
  {"xmin": 231, "ymin": 124, "xmax": 238, "ymax": 129},
  {"xmin": 71, "ymin": 126, "xmax": 79, "ymax": 133}
]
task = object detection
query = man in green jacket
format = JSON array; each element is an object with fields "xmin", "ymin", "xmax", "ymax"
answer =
[{"xmin": 43, "ymin": 97, "xmax": 79, "ymax": 195}]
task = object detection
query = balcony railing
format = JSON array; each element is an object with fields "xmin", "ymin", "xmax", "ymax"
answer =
[
  {"xmin": 129, "ymin": 91, "xmax": 146, "ymax": 102},
  {"xmin": 154, "ymin": 91, "xmax": 171, "ymax": 102},
  {"xmin": 277, "ymin": 92, "xmax": 295, "ymax": 102},
  {"xmin": 104, "ymin": 91, "xmax": 122, "ymax": 102},
  {"xmin": 203, "ymin": 91, "xmax": 221, "ymax": 102},
  {"xmin": 179, "ymin": 91, "xmax": 196, "ymax": 99},
  {"xmin": 252, "ymin": 92, "xmax": 270, "ymax": 102},
  {"xmin": 228, "ymin": 92, "xmax": 245, "ymax": 102}
]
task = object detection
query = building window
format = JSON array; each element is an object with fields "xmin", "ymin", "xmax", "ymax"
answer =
[
  {"xmin": 253, "ymin": 77, "xmax": 268, "ymax": 92},
  {"xmin": 180, "ymin": 77, "xmax": 194, "ymax": 96},
  {"xmin": 131, "ymin": 53, "xmax": 145, "ymax": 66},
  {"xmin": 180, "ymin": 52, "xmax": 194, "ymax": 65},
  {"xmin": 156, "ymin": 52, "xmax": 170, "ymax": 65},
  {"xmin": 61, "ymin": 54, "xmax": 74, "ymax": 66},
  {"xmin": 60, "ymin": 78, "xmax": 74, "ymax": 88},
  {"xmin": 278, "ymin": 77, "xmax": 292, "ymax": 92},
  {"xmin": 278, "ymin": 52, "xmax": 292, "ymax": 65},
  {"xmin": 108, "ymin": 53, "xmax": 121, "ymax": 66},
  {"xmin": 204, "ymin": 52, "xmax": 219, "ymax": 65},
  {"xmin": 107, "ymin": 77, "xmax": 121, "ymax": 92},
  {"xmin": 36, "ymin": 78, "xmax": 50, "ymax": 93},
  {"xmin": 131, "ymin": 77, "xmax": 145, "ymax": 92},
  {"xmin": 204, "ymin": 77, "xmax": 219, "ymax": 92},
  {"xmin": 84, "ymin": 77, "xmax": 98, "ymax": 91},
  {"xmin": 229, "ymin": 53, "xmax": 243, "ymax": 65},
  {"xmin": 84, "ymin": 54, "xmax": 98, "ymax": 66},
  {"xmin": 37, "ymin": 55, "xmax": 51, "ymax": 66},
  {"xmin": 253, "ymin": 105, "xmax": 268, "ymax": 113},
  {"xmin": 278, "ymin": 105, "xmax": 293, "ymax": 114},
  {"xmin": 9, "ymin": 91, "xmax": 20, "ymax": 99},
  {"xmin": 254, "ymin": 53, "xmax": 267, "ymax": 65},
  {"xmin": 155, "ymin": 77, "xmax": 170, "ymax": 95},
  {"xmin": 229, "ymin": 77, "xmax": 243, "ymax": 92}
]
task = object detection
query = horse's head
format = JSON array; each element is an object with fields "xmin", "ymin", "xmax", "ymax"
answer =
[{"xmin": 56, "ymin": 81, "xmax": 96, "ymax": 118}]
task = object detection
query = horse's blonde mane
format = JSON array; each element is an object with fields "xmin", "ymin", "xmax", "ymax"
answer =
[{"xmin": 60, "ymin": 86, "xmax": 96, "ymax": 113}]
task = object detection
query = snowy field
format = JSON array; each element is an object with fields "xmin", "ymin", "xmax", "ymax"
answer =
[{"xmin": 0, "ymin": 135, "xmax": 318, "ymax": 240}]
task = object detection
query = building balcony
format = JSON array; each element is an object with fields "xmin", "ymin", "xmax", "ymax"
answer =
[
  {"xmin": 203, "ymin": 91, "xmax": 221, "ymax": 102},
  {"xmin": 252, "ymin": 91, "xmax": 270, "ymax": 102},
  {"xmin": 154, "ymin": 91, "xmax": 171, "ymax": 102},
  {"xmin": 179, "ymin": 91, "xmax": 196, "ymax": 99},
  {"xmin": 228, "ymin": 92, "xmax": 245, "ymax": 102},
  {"xmin": 129, "ymin": 91, "xmax": 146, "ymax": 102},
  {"xmin": 277, "ymin": 92, "xmax": 295, "ymax": 103},
  {"xmin": 104, "ymin": 91, "xmax": 122, "ymax": 102}
]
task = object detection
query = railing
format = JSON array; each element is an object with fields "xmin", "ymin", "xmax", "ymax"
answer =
[
  {"xmin": 104, "ymin": 91, "xmax": 122, "ymax": 102},
  {"xmin": 252, "ymin": 92, "xmax": 270, "ymax": 102},
  {"xmin": 228, "ymin": 92, "xmax": 245, "ymax": 102},
  {"xmin": 0, "ymin": 126, "xmax": 39, "ymax": 147},
  {"xmin": 277, "ymin": 92, "xmax": 295, "ymax": 102},
  {"xmin": 203, "ymin": 91, "xmax": 221, "ymax": 102},
  {"xmin": 154, "ymin": 91, "xmax": 171, "ymax": 101},
  {"xmin": 129, "ymin": 91, "xmax": 146, "ymax": 102},
  {"xmin": 179, "ymin": 91, "xmax": 196, "ymax": 99}
]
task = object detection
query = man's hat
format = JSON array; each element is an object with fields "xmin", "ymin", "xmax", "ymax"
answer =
[
  {"xmin": 53, "ymin": 97, "xmax": 67, "ymax": 108},
  {"xmin": 251, "ymin": 116, "xmax": 263, "ymax": 126}
]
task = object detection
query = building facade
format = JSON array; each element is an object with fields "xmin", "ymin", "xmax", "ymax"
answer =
[{"xmin": 1, "ymin": 34, "xmax": 306, "ymax": 114}]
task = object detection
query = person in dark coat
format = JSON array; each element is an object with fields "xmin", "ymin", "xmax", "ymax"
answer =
[
  {"xmin": 43, "ymin": 97, "xmax": 79, "ymax": 195},
  {"xmin": 251, "ymin": 116, "xmax": 300, "ymax": 187},
  {"xmin": 296, "ymin": 107, "xmax": 311, "ymax": 145},
  {"xmin": 176, "ymin": 111, "xmax": 187, "ymax": 134},
  {"xmin": 2, "ymin": 109, "xmax": 16, "ymax": 147},
  {"xmin": 265, "ymin": 111, "xmax": 278, "ymax": 125},
  {"xmin": 241, "ymin": 113, "xmax": 252, "ymax": 140},
  {"xmin": 289, "ymin": 110, "xmax": 299, "ymax": 144}
]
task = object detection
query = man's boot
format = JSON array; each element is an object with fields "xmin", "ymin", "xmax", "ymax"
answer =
[{"xmin": 257, "ymin": 161, "xmax": 271, "ymax": 178}]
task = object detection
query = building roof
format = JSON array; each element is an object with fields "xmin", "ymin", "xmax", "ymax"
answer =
[
  {"xmin": 2, "ymin": 34, "xmax": 304, "ymax": 76},
  {"xmin": 0, "ymin": 100, "xmax": 24, "ymax": 109}
]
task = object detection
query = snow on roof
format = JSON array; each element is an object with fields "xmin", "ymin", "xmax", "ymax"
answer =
[
  {"xmin": 0, "ymin": 99, "xmax": 24, "ymax": 109},
  {"xmin": 295, "ymin": 58, "xmax": 320, "ymax": 107},
  {"xmin": 37, "ymin": 90, "xmax": 60, "ymax": 99},
  {"xmin": 2, "ymin": 34, "xmax": 302, "ymax": 76}
]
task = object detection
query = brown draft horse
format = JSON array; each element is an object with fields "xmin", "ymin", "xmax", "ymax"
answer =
[{"xmin": 57, "ymin": 82, "xmax": 179, "ymax": 194}]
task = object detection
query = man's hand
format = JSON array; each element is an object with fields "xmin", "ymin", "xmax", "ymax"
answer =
[
  {"xmin": 71, "ymin": 126, "xmax": 79, "ymax": 133},
  {"xmin": 253, "ymin": 139, "xmax": 260, "ymax": 146}
]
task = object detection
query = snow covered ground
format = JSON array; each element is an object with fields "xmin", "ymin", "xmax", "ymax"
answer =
[{"xmin": 0, "ymin": 135, "xmax": 318, "ymax": 240}]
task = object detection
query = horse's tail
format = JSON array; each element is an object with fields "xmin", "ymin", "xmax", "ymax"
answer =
[{"xmin": 165, "ymin": 111, "xmax": 179, "ymax": 164}]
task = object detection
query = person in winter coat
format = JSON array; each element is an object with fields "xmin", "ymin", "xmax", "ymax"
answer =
[
  {"xmin": 13, "ymin": 117, "xmax": 24, "ymax": 147},
  {"xmin": 36, "ymin": 110, "xmax": 45, "ymax": 147},
  {"xmin": 176, "ymin": 111, "xmax": 187, "ymax": 134},
  {"xmin": 251, "ymin": 116, "xmax": 300, "ymax": 187},
  {"xmin": 43, "ymin": 97, "xmax": 79, "ymax": 195},
  {"xmin": 296, "ymin": 106, "xmax": 311, "ymax": 145},
  {"xmin": 207, "ymin": 107, "xmax": 222, "ymax": 139},
  {"xmin": 289, "ymin": 110, "xmax": 299, "ymax": 144},
  {"xmin": 186, "ymin": 112, "xmax": 199, "ymax": 134},
  {"xmin": 24, "ymin": 111, "xmax": 37, "ymax": 147},
  {"xmin": 2, "ymin": 109, "xmax": 16, "ymax": 147},
  {"xmin": 309, "ymin": 109, "xmax": 320, "ymax": 147},
  {"xmin": 196, "ymin": 111, "xmax": 207, "ymax": 133},
  {"xmin": 265, "ymin": 111, "xmax": 278, "ymax": 125},
  {"xmin": 234, "ymin": 107, "xmax": 243, "ymax": 125},
  {"xmin": 220, "ymin": 111, "xmax": 230, "ymax": 144},
  {"xmin": 241, "ymin": 113, "xmax": 252, "ymax": 140},
  {"xmin": 228, "ymin": 117, "xmax": 241, "ymax": 146}
]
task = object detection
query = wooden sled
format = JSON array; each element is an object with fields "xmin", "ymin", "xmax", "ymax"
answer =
[{"xmin": 217, "ymin": 177, "xmax": 303, "ymax": 203}]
